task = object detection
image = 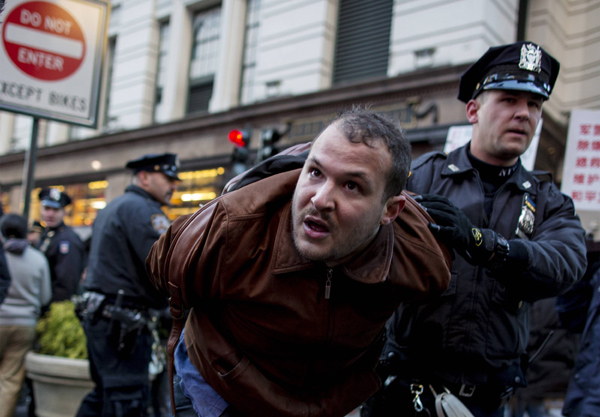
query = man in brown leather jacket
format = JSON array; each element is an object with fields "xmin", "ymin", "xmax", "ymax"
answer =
[{"xmin": 146, "ymin": 108, "xmax": 452, "ymax": 417}]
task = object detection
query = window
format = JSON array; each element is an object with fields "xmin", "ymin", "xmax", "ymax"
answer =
[
  {"xmin": 333, "ymin": 0, "xmax": 394, "ymax": 84},
  {"xmin": 165, "ymin": 167, "xmax": 227, "ymax": 220},
  {"xmin": 103, "ymin": 38, "xmax": 117, "ymax": 130},
  {"xmin": 154, "ymin": 21, "xmax": 170, "ymax": 123},
  {"xmin": 186, "ymin": 7, "xmax": 222, "ymax": 115},
  {"xmin": 240, "ymin": 0, "xmax": 261, "ymax": 104},
  {"xmin": 10, "ymin": 115, "xmax": 32, "ymax": 152}
]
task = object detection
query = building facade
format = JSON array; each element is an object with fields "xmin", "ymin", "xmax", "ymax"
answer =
[{"xmin": 1, "ymin": 0, "xmax": 599, "ymax": 235}]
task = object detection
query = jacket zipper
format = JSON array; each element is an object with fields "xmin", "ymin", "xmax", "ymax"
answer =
[{"xmin": 325, "ymin": 268, "xmax": 333, "ymax": 299}]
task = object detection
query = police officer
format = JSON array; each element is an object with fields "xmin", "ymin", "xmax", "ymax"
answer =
[
  {"xmin": 365, "ymin": 42, "xmax": 587, "ymax": 417},
  {"xmin": 76, "ymin": 153, "xmax": 179, "ymax": 417},
  {"xmin": 37, "ymin": 188, "xmax": 85, "ymax": 303}
]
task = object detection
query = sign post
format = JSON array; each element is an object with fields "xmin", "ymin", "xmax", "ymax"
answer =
[{"xmin": 0, "ymin": 0, "xmax": 109, "ymax": 221}]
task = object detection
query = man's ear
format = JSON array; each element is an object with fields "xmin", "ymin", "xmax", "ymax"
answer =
[
  {"xmin": 381, "ymin": 195, "xmax": 406, "ymax": 225},
  {"xmin": 136, "ymin": 171, "xmax": 150, "ymax": 186},
  {"xmin": 466, "ymin": 99, "xmax": 480, "ymax": 124}
]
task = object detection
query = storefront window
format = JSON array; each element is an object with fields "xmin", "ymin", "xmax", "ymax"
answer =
[
  {"xmin": 0, "ymin": 190, "xmax": 11, "ymax": 214},
  {"xmin": 165, "ymin": 167, "xmax": 226, "ymax": 220},
  {"xmin": 24, "ymin": 167, "xmax": 225, "ymax": 228}
]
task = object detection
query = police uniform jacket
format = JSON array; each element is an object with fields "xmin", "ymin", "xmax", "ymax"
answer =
[
  {"xmin": 84, "ymin": 184, "xmax": 168, "ymax": 308},
  {"xmin": 397, "ymin": 143, "xmax": 587, "ymax": 386},
  {"xmin": 147, "ymin": 169, "xmax": 452, "ymax": 417},
  {"xmin": 38, "ymin": 222, "xmax": 85, "ymax": 303},
  {"xmin": 562, "ymin": 267, "xmax": 600, "ymax": 416}
]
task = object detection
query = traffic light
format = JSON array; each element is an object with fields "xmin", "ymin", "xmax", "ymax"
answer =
[
  {"xmin": 258, "ymin": 128, "xmax": 282, "ymax": 162},
  {"xmin": 228, "ymin": 129, "xmax": 250, "ymax": 148},
  {"xmin": 228, "ymin": 128, "xmax": 251, "ymax": 175}
]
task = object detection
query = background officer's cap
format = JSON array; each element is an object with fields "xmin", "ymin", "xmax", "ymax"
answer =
[
  {"xmin": 125, "ymin": 153, "xmax": 180, "ymax": 180},
  {"xmin": 39, "ymin": 188, "xmax": 72, "ymax": 209},
  {"xmin": 29, "ymin": 220, "xmax": 44, "ymax": 234},
  {"xmin": 458, "ymin": 41, "xmax": 560, "ymax": 103}
]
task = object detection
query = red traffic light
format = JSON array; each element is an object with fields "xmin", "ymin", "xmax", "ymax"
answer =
[{"xmin": 228, "ymin": 129, "xmax": 249, "ymax": 147}]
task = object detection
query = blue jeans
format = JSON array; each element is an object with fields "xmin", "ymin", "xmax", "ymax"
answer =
[{"xmin": 171, "ymin": 374, "xmax": 236, "ymax": 417}]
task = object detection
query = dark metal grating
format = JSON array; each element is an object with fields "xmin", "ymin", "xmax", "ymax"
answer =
[{"xmin": 333, "ymin": 0, "xmax": 394, "ymax": 85}]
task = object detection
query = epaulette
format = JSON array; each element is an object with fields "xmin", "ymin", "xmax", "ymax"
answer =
[
  {"xmin": 530, "ymin": 170, "xmax": 553, "ymax": 183},
  {"xmin": 411, "ymin": 151, "xmax": 447, "ymax": 170}
]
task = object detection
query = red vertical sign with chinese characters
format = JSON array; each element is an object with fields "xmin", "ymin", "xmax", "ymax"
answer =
[{"xmin": 561, "ymin": 110, "xmax": 600, "ymax": 212}]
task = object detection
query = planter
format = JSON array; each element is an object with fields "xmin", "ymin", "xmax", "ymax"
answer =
[{"xmin": 25, "ymin": 351, "xmax": 94, "ymax": 417}]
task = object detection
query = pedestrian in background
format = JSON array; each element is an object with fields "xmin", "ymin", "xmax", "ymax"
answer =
[
  {"xmin": 505, "ymin": 296, "xmax": 579, "ymax": 417},
  {"xmin": 0, "ymin": 202, "xmax": 11, "ymax": 306},
  {"xmin": 0, "ymin": 237, "xmax": 11, "ymax": 307},
  {"xmin": 36, "ymin": 188, "xmax": 85, "ymax": 303},
  {"xmin": 558, "ymin": 240, "xmax": 600, "ymax": 417},
  {"xmin": 76, "ymin": 153, "xmax": 179, "ymax": 417},
  {"xmin": 0, "ymin": 214, "xmax": 51, "ymax": 417},
  {"xmin": 364, "ymin": 41, "xmax": 587, "ymax": 417}
]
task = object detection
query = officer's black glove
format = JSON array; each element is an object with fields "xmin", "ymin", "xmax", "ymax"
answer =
[{"xmin": 414, "ymin": 194, "xmax": 509, "ymax": 268}]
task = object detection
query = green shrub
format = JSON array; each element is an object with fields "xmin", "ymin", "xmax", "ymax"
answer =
[{"xmin": 36, "ymin": 300, "xmax": 88, "ymax": 359}]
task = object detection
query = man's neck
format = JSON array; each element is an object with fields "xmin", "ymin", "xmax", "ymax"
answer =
[{"xmin": 469, "ymin": 141, "xmax": 519, "ymax": 167}]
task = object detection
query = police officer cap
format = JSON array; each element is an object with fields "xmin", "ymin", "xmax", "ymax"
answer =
[
  {"xmin": 458, "ymin": 41, "xmax": 560, "ymax": 103},
  {"xmin": 39, "ymin": 187, "xmax": 72, "ymax": 209},
  {"xmin": 125, "ymin": 153, "xmax": 180, "ymax": 180},
  {"xmin": 29, "ymin": 220, "xmax": 44, "ymax": 234}
]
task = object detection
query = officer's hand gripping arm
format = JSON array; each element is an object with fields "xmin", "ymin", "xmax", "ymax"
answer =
[{"xmin": 415, "ymin": 194, "xmax": 509, "ymax": 269}]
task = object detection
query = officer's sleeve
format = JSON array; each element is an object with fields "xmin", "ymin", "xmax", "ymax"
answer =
[
  {"xmin": 52, "ymin": 233, "xmax": 85, "ymax": 301},
  {"xmin": 125, "ymin": 203, "xmax": 168, "ymax": 268},
  {"xmin": 404, "ymin": 152, "xmax": 439, "ymax": 195},
  {"xmin": 502, "ymin": 185, "xmax": 587, "ymax": 301}
]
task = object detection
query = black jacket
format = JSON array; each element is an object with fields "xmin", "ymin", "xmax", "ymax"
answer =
[
  {"xmin": 389, "ymin": 144, "xmax": 587, "ymax": 386},
  {"xmin": 0, "ymin": 240, "xmax": 11, "ymax": 305},
  {"xmin": 83, "ymin": 185, "xmax": 169, "ymax": 308}
]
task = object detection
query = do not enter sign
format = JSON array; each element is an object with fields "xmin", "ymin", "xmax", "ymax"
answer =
[
  {"xmin": 0, "ymin": 0, "xmax": 109, "ymax": 127},
  {"xmin": 2, "ymin": 1, "xmax": 86, "ymax": 81}
]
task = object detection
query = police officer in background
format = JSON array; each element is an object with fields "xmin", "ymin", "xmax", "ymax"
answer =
[
  {"xmin": 76, "ymin": 153, "xmax": 180, "ymax": 417},
  {"xmin": 364, "ymin": 42, "xmax": 587, "ymax": 417},
  {"xmin": 37, "ymin": 188, "xmax": 85, "ymax": 303}
]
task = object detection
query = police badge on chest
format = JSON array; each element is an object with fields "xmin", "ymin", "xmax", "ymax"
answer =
[{"xmin": 515, "ymin": 194, "xmax": 535, "ymax": 239}]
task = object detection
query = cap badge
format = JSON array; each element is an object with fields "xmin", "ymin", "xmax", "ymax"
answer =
[
  {"xmin": 49, "ymin": 188, "xmax": 61, "ymax": 201},
  {"xmin": 519, "ymin": 44, "xmax": 542, "ymax": 73}
]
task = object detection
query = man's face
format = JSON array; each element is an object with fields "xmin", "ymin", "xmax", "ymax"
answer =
[
  {"xmin": 291, "ymin": 122, "xmax": 405, "ymax": 267},
  {"xmin": 40, "ymin": 205, "xmax": 65, "ymax": 228},
  {"xmin": 143, "ymin": 172, "xmax": 178, "ymax": 205},
  {"xmin": 467, "ymin": 90, "xmax": 544, "ymax": 166}
]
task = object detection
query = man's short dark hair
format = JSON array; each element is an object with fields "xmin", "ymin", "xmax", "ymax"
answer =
[
  {"xmin": 1, "ymin": 214, "xmax": 28, "ymax": 239},
  {"xmin": 331, "ymin": 107, "xmax": 411, "ymax": 199}
]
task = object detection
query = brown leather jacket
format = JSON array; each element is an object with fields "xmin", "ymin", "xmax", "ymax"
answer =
[{"xmin": 147, "ymin": 169, "xmax": 451, "ymax": 417}]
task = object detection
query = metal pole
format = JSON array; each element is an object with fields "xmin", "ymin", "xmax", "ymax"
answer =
[{"xmin": 21, "ymin": 117, "xmax": 40, "ymax": 224}]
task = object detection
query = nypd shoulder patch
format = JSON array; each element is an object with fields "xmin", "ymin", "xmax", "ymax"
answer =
[{"xmin": 151, "ymin": 214, "xmax": 169, "ymax": 234}]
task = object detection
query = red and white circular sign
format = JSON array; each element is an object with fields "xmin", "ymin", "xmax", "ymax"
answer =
[{"xmin": 2, "ymin": 1, "xmax": 86, "ymax": 81}]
